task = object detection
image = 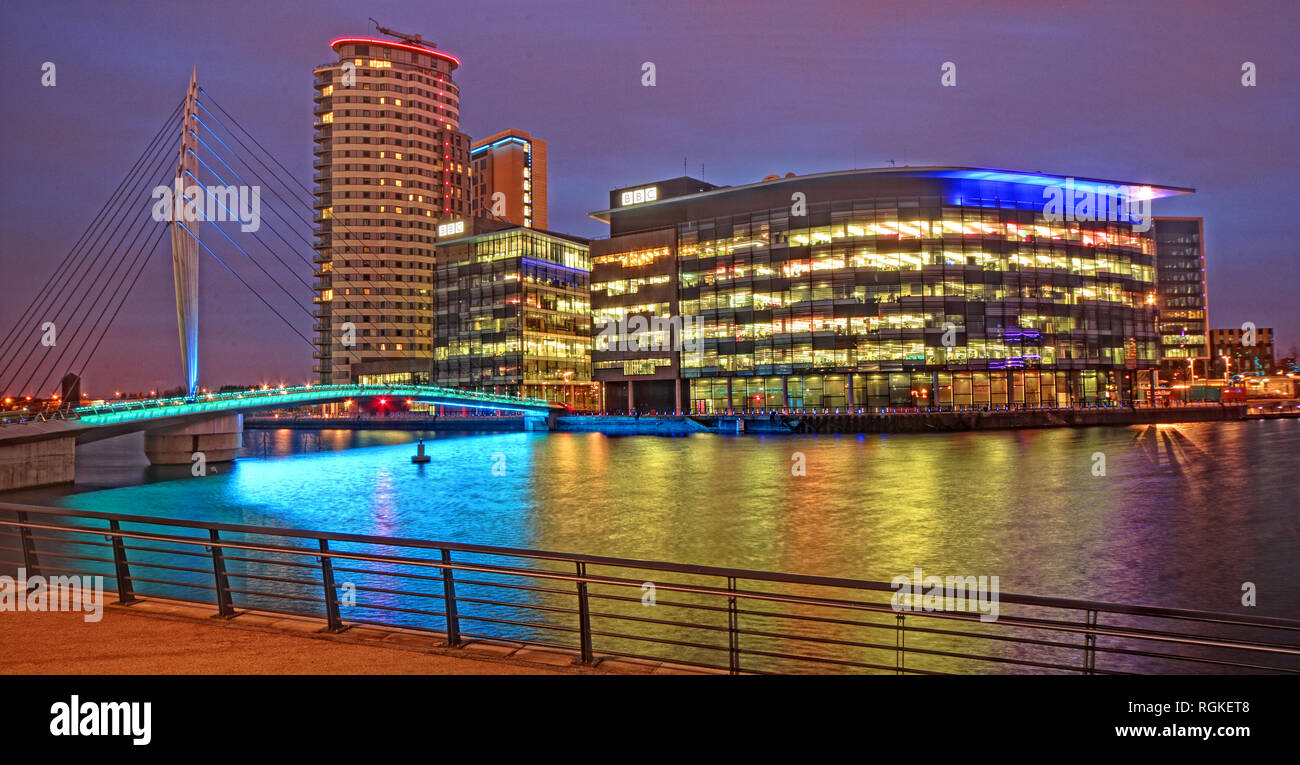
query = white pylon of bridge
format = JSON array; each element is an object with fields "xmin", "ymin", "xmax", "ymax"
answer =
[{"xmin": 169, "ymin": 68, "xmax": 201, "ymax": 398}]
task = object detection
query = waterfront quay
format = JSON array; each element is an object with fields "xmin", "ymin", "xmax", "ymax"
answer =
[{"xmin": 244, "ymin": 401, "xmax": 1283, "ymax": 436}]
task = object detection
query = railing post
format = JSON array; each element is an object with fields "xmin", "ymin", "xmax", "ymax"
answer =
[
  {"xmin": 318, "ymin": 539, "xmax": 344, "ymax": 632},
  {"xmin": 574, "ymin": 561, "xmax": 595, "ymax": 665},
  {"xmin": 16, "ymin": 510, "xmax": 41, "ymax": 578},
  {"xmin": 727, "ymin": 575, "xmax": 741, "ymax": 675},
  {"xmin": 896, "ymin": 612, "xmax": 906, "ymax": 675},
  {"xmin": 208, "ymin": 528, "xmax": 236, "ymax": 619},
  {"xmin": 440, "ymin": 549, "xmax": 462, "ymax": 647},
  {"xmin": 108, "ymin": 519, "xmax": 136, "ymax": 605},
  {"xmin": 1082, "ymin": 609, "xmax": 1098, "ymax": 674}
]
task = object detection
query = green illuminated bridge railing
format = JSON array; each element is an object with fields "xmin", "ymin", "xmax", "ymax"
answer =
[{"xmin": 72, "ymin": 384, "xmax": 559, "ymax": 426}]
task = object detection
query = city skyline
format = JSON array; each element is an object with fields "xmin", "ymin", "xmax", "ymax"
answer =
[{"xmin": 1, "ymin": 0, "xmax": 1296, "ymax": 395}]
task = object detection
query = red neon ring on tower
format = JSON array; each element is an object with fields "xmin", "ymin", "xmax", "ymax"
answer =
[{"xmin": 329, "ymin": 37, "xmax": 461, "ymax": 68}]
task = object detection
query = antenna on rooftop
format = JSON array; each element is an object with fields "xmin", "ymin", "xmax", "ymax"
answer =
[{"xmin": 369, "ymin": 18, "xmax": 435, "ymax": 48}]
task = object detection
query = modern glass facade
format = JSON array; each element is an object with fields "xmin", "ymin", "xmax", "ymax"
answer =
[
  {"xmin": 434, "ymin": 228, "xmax": 597, "ymax": 408},
  {"xmin": 590, "ymin": 169, "xmax": 1193, "ymax": 412},
  {"xmin": 1153, "ymin": 217, "xmax": 1209, "ymax": 381}
]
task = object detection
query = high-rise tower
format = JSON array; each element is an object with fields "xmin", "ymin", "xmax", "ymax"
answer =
[
  {"xmin": 470, "ymin": 129, "xmax": 547, "ymax": 229},
  {"xmin": 311, "ymin": 34, "xmax": 473, "ymax": 384}
]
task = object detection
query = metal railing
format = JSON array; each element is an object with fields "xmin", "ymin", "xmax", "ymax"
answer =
[
  {"xmin": 0, "ymin": 410, "xmax": 77, "ymax": 427},
  {"xmin": 2, "ymin": 502, "xmax": 1296, "ymax": 675}
]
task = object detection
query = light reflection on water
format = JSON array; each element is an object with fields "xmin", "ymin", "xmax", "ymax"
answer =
[{"xmin": 8, "ymin": 420, "xmax": 1298, "ymax": 672}]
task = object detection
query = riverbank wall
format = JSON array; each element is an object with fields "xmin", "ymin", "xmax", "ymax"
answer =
[{"xmin": 243, "ymin": 403, "xmax": 1280, "ymax": 436}]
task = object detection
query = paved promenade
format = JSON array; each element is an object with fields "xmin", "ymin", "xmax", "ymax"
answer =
[{"xmin": 0, "ymin": 597, "xmax": 713, "ymax": 675}]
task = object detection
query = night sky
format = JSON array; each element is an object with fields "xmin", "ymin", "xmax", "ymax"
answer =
[{"xmin": 1, "ymin": 0, "xmax": 1296, "ymax": 396}]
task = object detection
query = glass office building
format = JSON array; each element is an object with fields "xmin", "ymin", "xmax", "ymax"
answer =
[
  {"xmin": 589, "ymin": 168, "xmax": 1194, "ymax": 412},
  {"xmin": 433, "ymin": 227, "xmax": 597, "ymax": 408}
]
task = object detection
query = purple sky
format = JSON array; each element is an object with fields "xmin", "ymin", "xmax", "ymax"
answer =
[{"xmin": 1, "ymin": 0, "xmax": 1296, "ymax": 396}]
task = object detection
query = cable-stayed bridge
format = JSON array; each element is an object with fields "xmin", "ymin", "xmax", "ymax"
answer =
[{"xmin": 0, "ymin": 72, "xmax": 559, "ymax": 490}]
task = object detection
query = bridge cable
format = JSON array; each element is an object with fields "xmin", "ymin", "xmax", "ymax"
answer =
[
  {"xmin": 174, "ymin": 217, "xmax": 315, "ymax": 349},
  {"xmin": 72, "ymin": 222, "xmax": 173, "ymax": 386},
  {"xmin": 1, "ymin": 122, "xmax": 180, "ymax": 395},
  {"xmin": 190, "ymin": 115, "xmax": 320, "ymax": 262},
  {"xmin": 187, "ymin": 97, "xmax": 368, "ymax": 371},
  {"xmin": 197, "ymin": 91, "xmax": 421, "ymax": 372},
  {"xmin": 0, "ymin": 100, "xmax": 183, "ymax": 378},
  {"xmin": 181, "ymin": 167, "xmax": 314, "ymax": 311},
  {"xmin": 182, "ymin": 146, "xmax": 313, "ymax": 291},
  {"xmin": 186, "ymin": 128, "xmax": 318, "ymax": 278},
  {"xmin": 9, "ymin": 145, "xmax": 179, "ymax": 397}
]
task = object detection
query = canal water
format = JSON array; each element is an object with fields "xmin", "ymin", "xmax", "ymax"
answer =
[{"xmin": 5, "ymin": 420, "xmax": 1297, "ymax": 672}]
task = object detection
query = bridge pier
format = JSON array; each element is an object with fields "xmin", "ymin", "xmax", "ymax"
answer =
[
  {"xmin": 523, "ymin": 412, "xmax": 557, "ymax": 432},
  {"xmin": 144, "ymin": 414, "xmax": 243, "ymax": 465},
  {"xmin": 0, "ymin": 435, "xmax": 76, "ymax": 491}
]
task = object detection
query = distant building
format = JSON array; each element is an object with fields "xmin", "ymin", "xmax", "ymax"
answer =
[
  {"xmin": 311, "ymin": 33, "xmax": 473, "ymax": 385},
  {"xmin": 1210, "ymin": 326, "xmax": 1274, "ymax": 377},
  {"xmin": 1153, "ymin": 217, "xmax": 1209, "ymax": 381},
  {"xmin": 433, "ymin": 227, "xmax": 596, "ymax": 408},
  {"xmin": 471, "ymin": 129, "xmax": 547, "ymax": 229}
]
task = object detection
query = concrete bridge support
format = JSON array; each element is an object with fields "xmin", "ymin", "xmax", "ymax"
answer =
[
  {"xmin": 144, "ymin": 414, "xmax": 243, "ymax": 465},
  {"xmin": 0, "ymin": 435, "xmax": 76, "ymax": 491},
  {"xmin": 523, "ymin": 412, "xmax": 558, "ymax": 432}
]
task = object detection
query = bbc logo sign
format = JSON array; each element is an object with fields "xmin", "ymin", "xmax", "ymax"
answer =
[
  {"xmin": 620, "ymin": 186, "xmax": 659, "ymax": 206},
  {"xmin": 437, "ymin": 219, "xmax": 465, "ymax": 237}
]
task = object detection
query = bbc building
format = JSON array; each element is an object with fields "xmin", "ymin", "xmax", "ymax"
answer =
[{"xmin": 588, "ymin": 168, "xmax": 1192, "ymax": 413}]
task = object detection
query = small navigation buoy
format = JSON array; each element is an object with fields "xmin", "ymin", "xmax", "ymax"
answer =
[{"xmin": 411, "ymin": 439, "xmax": 431, "ymax": 464}]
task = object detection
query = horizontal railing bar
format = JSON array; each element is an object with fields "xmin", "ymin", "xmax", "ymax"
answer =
[
  {"xmin": 450, "ymin": 595, "xmax": 583, "ymax": 618},
  {"xmin": 223, "ymin": 571, "xmax": 327, "ymax": 589},
  {"xmin": 101, "ymin": 557, "xmax": 219, "ymax": 577},
  {"xmin": 114, "ymin": 575, "xmax": 215, "ymax": 592},
  {"xmin": 737, "ymin": 645, "xmax": 954, "ymax": 674},
  {"xmin": 227, "ymin": 587, "xmax": 327, "ymax": 606},
  {"xmin": 24, "ymin": 534, "xmax": 113, "ymax": 549},
  {"xmin": 454, "ymin": 631, "xmax": 583, "ymax": 656},
  {"xmin": 330, "ymin": 582, "xmax": 446, "ymax": 601},
  {"xmin": 453, "ymin": 612, "xmax": 583, "ymax": 636},
  {"xmin": 330, "ymin": 564, "xmax": 445, "ymax": 582},
  {"xmin": 1, "ymin": 562, "xmax": 107, "ymax": 578},
  {"xmin": 221, "ymin": 553, "xmax": 323, "ymax": 570},
  {"xmin": 122, "ymin": 543, "xmax": 212, "ymax": 559},
  {"xmin": 1072, "ymin": 640, "xmax": 1300, "ymax": 673},
  {"xmin": 6, "ymin": 548, "xmax": 115, "ymax": 568},
  {"xmin": 583, "ymin": 625, "xmax": 734, "ymax": 655},
  {"xmin": 345, "ymin": 599, "xmax": 447, "ymax": 619},
  {"xmin": 578, "ymin": 646, "xmax": 740, "ymax": 675},
  {"xmin": 226, "ymin": 602, "xmax": 318, "ymax": 620}
]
